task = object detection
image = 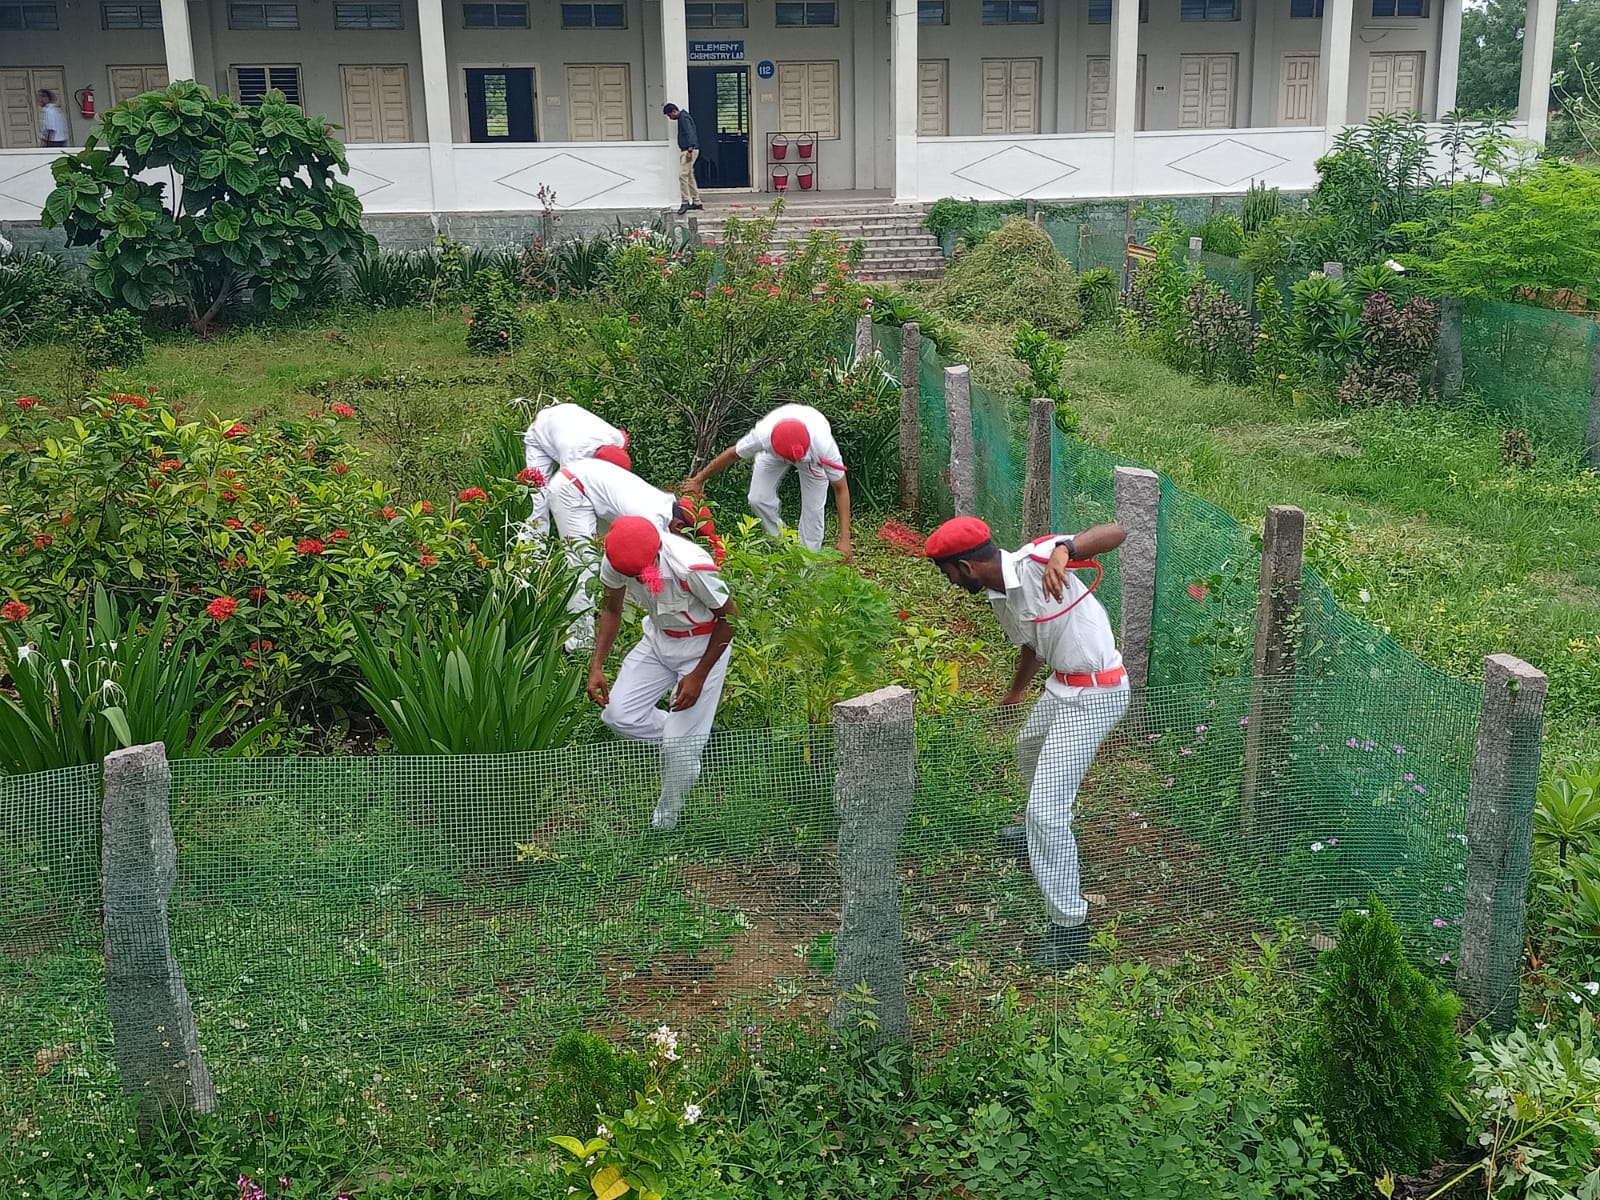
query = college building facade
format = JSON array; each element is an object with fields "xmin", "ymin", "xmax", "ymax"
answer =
[{"xmin": 0, "ymin": 0, "xmax": 1557, "ymax": 221}]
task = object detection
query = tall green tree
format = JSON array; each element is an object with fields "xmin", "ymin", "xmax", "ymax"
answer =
[
  {"xmin": 1458, "ymin": 0, "xmax": 1600, "ymax": 116},
  {"xmin": 41, "ymin": 80, "xmax": 372, "ymax": 336}
]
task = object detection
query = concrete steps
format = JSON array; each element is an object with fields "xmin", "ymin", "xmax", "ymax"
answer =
[{"xmin": 684, "ymin": 199, "xmax": 945, "ymax": 284}]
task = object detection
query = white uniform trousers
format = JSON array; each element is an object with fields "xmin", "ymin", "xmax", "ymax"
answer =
[
  {"xmin": 601, "ymin": 621, "xmax": 730, "ymax": 829},
  {"xmin": 747, "ymin": 451, "xmax": 828, "ymax": 550},
  {"xmin": 1016, "ymin": 683, "xmax": 1130, "ymax": 927},
  {"xmin": 522, "ymin": 479, "xmax": 598, "ymax": 651}
]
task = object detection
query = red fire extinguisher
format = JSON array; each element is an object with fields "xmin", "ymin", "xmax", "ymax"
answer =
[{"xmin": 75, "ymin": 87, "xmax": 95, "ymax": 120}]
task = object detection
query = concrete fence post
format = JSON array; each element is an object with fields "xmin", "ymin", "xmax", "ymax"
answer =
[
  {"xmin": 944, "ymin": 365, "xmax": 977, "ymax": 517},
  {"xmin": 1458, "ymin": 654, "xmax": 1549, "ymax": 1031},
  {"xmin": 1187, "ymin": 236, "xmax": 1203, "ymax": 263},
  {"xmin": 1022, "ymin": 398, "xmax": 1054, "ymax": 541},
  {"xmin": 898, "ymin": 322, "xmax": 921, "ymax": 513},
  {"xmin": 1322, "ymin": 261, "xmax": 1344, "ymax": 279},
  {"xmin": 1077, "ymin": 222, "xmax": 1090, "ymax": 269},
  {"xmin": 854, "ymin": 313, "xmax": 874, "ymax": 363},
  {"xmin": 1240, "ymin": 505, "xmax": 1306, "ymax": 846},
  {"xmin": 1587, "ymin": 326, "xmax": 1600, "ymax": 471},
  {"xmin": 541, "ymin": 208, "xmax": 556, "ymax": 246},
  {"xmin": 687, "ymin": 215, "xmax": 702, "ymax": 250},
  {"xmin": 1114, "ymin": 467, "xmax": 1161, "ymax": 694},
  {"xmin": 831, "ymin": 685, "xmax": 916, "ymax": 1046},
  {"xmin": 102, "ymin": 743, "xmax": 215, "ymax": 1117},
  {"xmin": 1025, "ymin": 199, "xmax": 1038, "ymax": 222},
  {"xmin": 1438, "ymin": 296, "xmax": 1465, "ymax": 401},
  {"xmin": 1124, "ymin": 198, "xmax": 1136, "ymax": 244}
]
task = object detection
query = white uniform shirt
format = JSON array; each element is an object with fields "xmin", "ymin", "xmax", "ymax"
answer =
[
  {"xmin": 522, "ymin": 402, "xmax": 625, "ymax": 481},
  {"xmin": 987, "ymin": 539, "xmax": 1122, "ymax": 698},
  {"xmin": 529, "ymin": 458, "xmax": 676, "ymax": 537},
  {"xmin": 600, "ymin": 532, "xmax": 730, "ymax": 636},
  {"xmin": 38, "ymin": 103, "xmax": 68, "ymax": 144},
  {"xmin": 734, "ymin": 403, "xmax": 847, "ymax": 481}
]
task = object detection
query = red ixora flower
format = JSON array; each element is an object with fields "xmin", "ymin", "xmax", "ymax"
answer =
[
  {"xmin": 249, "ymin": 639, "xmax": 274, "ymax": 652},
  {"xmin": 329, "ymin": 529, "xmax": 350, "ymax": 540},
  {"xmin": 517, "ymin": 467, "xmax": 545, "ymax": 487},
  {"xmin": 15, "ymin": 396, "xmax": 39, "ymax": 410},
  {"xmin": 419, "ymin": 501, "xmax": 433, "ymax": 514},
  {"xmin": 1, "ymin": 599, "xmax": 29, "ymax": 622},
  {"xmin": 457, "ymin": 486, "xmax": 487, "ymax": 503},
  {"xmin": 296, "ymin": 538, "xmax": 326, "ymax": 556},
  {"xmin": 224, "ymin": 518, "xmax": 244, "ymax": 529},
  {"xmin": 331, "ymin": 462, "xmax": 349, "ymax": 475},
  {"xmin": 158, "ymin": 458, "xmax": 181, "ymax": 472},
  {"xmin": 418, "ymin": 548, "xmax": 439, "ymax": 568},
  {"xmin": 32, "ymin": 533, "xmax": 52, "ymax": 550},
  {"xmin": 330, "ymin": 402, "xmax": 356, "ymax": 419},
  {"xmin": 248, "ymin": 586, "xmax": 269, "ymax": 603},
  {"xmin": 222, "ymin": 489, "xmax": 240, "ymax": 502},
  {"xmin": 223, "ymin": 423, "xmax": 251, "ymax": 439},
  {"xmin": 381, "ymin": 505, "xmax": 399, "ymax": 521},
  {"xmin": 110, "ymin": 392, "xmax": 149, "ymax": 409},
  {"xmin": 206, "ymin": 596, "xmax": 238, "ymax": 622},
  {"xmin": 250, "ymin": 523, "xmax": 264, "ymax": 534}
]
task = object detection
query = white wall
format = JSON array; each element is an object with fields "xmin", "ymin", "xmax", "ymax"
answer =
[{"xmin": 3, "ymin": 16, "xmax": 168, "ymax": 147}]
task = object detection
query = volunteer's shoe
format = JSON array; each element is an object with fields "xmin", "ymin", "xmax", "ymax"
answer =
[
  {"xmin": 996, "ymin": 822, "xmax": 1028, "ymax": 862},
  {"xmin": 690, "ymin": 203, "xmax": 705, "ymax": 210},
  {"xmin": 677, "ymin": 203, "xmax": 692, "ymax": 215},
  {"xmin": 651, "ymin": 806, "xmax": 680, "ymax": 832},
  {"xmin": 1033, "ymin": 923, "xmax": 1090, "ymax": 971}
]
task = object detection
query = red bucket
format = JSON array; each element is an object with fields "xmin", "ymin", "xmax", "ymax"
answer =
[
  {"xmin": 797, "ymin": 134, "xmax": 815, "ymax": 159},
  {"xmin": 797, "ymin": 166, "xmax": 814, "ymax": 190},
  {"xmin": 771, "ymin": 135, "xmax": 789, "ymax": 160},
  {"xmin": 772, "ymin": 166, "xmax": 789, "ymax": 191}
]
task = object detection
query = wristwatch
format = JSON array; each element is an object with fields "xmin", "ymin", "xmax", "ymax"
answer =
[{"xmin": 1055, "ymin": 535, "xmax": 1077, "ymax": 560}]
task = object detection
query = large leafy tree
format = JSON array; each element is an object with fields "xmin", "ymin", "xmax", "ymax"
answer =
[
  {"xmin": 41, "ymin": 80, "xmax": 372, "ymax": 337},
  {"xmin": 1458, "ymin": 0, "xmax": 1600, "ymax": 115}
]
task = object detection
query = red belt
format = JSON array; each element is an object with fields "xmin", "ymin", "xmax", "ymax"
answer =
[
  {"xmin": 663, "ymin": 621, "xmax": 716, "ymax": 638},
  {"xmin": 1055, "ymin": 665, "xmax": 1126, "ymax": 688},
  {"xmin": 559, "ymin": 466, "xmax": 586, "ymax": 496}
]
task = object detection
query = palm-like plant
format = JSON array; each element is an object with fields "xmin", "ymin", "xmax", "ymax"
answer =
[{"xmin": 1535, "ymin": 767, "xmax": 1600, "ymax": 867}]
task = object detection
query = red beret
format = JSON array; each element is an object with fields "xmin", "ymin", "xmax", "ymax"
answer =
[
  {"xmin": 604, "ymin": 515, "xmax": 661, "ymax": 577},
  {"xmin": 770, "ymin": 418, "xmax": 811, "ymax": 462},
  {"xmin": 924, "ymin": 516, "xmax": 993, "ymax": 562},
  {"xmin": 593, "ymin": 443, "xmax": 632, "ymax": 471}
]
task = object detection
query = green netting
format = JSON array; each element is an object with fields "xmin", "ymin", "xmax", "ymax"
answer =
[
  {"xmin": 1041, "ymin": 219, "xmax": 1129, "ymax": 275},
  {"xmin": 917, "ymin": 331, "xmax": 954, "ymax": 526},
  {"xmin": 969, "ymin": 379, "xmax": 1025, "ymax": 547},
  {"xmin": 1149, "ymin": 474, "xmax": 1260, "ymax": 686},
  {"xmin": 0, "ymin": 764, "xmax": 101, "ymax": 956},
  {"xmin": 1460, "ymin": 297, "xmax": 1597, "ymax": 454},
  {"xmin": 1049, "ymin": 432, "xmax": 1123, "ymax": 632},
  {"xmin": 1198, "ymin": 251, "xmax": 1253, "ymax": 304}
]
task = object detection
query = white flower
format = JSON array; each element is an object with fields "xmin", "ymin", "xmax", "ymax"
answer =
[
  {"xmin": 1358, "ymin": 588, "xmax": 1371, "ymax": 603},
  {"xmin": 684, "ymin": 1103, "xmax": 702, "ymax": 1125},
  {"xmin": 1384, "ymin": 259, "xmax": 1406, "ymax": 273},
  {"xmin": 596, "ymin": 1124, "xmax": 610, "ymax": 1138},
  {"xmin": 1310, "ymin": 842, "xmax": 1325, "ymax": 853},
  {"xmin": 1583, "ymin": 981, "xmax": 1599, "ymax": 996},
  {"xmin": 16, "ymin": 644, "xmax": 34, "ymax": 661},
  {"xmin": 1568, "ymin": 992, "xmax": 1584, "ymax": 1004}
]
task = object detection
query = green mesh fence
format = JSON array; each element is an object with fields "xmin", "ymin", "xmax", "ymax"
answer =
[
  {"xmin": 1041, "ymin": 219, "xmax": 1129, "ymax": 274},
  {"xmin": 969, "ymin": 379, "xmax": 1026, "ymax": 548},
  {"xmin": 1198, "ymin": 252, "xmax": 1253, "ymax": 304},
  {"xmin": 1460, "ymin": 298, "xmax": 1596, "ymax": 454}
]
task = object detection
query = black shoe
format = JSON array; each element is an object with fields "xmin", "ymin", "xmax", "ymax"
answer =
[
  {"xmin": 690, "ymin": 203, "xmax": 704, "ymax": 210},
  {"xmin": 1033, "ymin": 923, "xmax": 1090, "ymax": 971},
  {"xmin": 996, "ymin": 822, "xmax": 1028, "ymax": 862},
  {"xmin": 677, "ymin": 203, "xmax": 691, "ymax": 215}
]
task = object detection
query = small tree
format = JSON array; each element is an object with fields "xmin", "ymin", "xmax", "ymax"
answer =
[
  {"xmin": 41, "ymin": 80, "xmax": 372, "ymax": 336},
  {"xmin": 1300, "ymin": 897, "xmax": 1462, "ymax": 1178}
]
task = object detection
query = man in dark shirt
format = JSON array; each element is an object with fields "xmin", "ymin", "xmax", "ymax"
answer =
[{"xmin": 663, "ymin": 103, "xmax": 704, "ymax": 215}]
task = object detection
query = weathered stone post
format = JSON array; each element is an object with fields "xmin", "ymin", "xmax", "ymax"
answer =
[
  {"xmin": 854, "ymin": 313, "xmax": 874, "ymax": 363},
  {"xmin": 1187, "ymin": 236, "xmax": 1203, "ymax": 263},
  {"xmin": 1322, "ymin": 261, "xmax": 1344, "ymax": 279},
  {"xmin": 1114, "ymin": 467, "xmax": 1161, "ymax": 694},
  {"xmin": 687, "ymin": 215, "xmax": 702, "ymax": 250},
  {"xmin": 1438, "ymin": 296, "xmax": 1465, "ymax": 402},
  {"xmin": 1240, "ymin": 506, "xmax": 1305, "ymax": 846},
  {"xmin": 1022, "ymin": 398, "xmax": 1054, "ymax": 541},
  {"xmin": 831, "ymin": 686, "xmax": 916, "ymax": 1045},
  {"xmin": 898, "ymin": 322, "xmax": 921, "ymax": 513},
  {"xmin": 1458, "ymin": 654, "xmax": 1548, "ymax": 1031},
  {"xmin": 944, "ymin": 365, "xmax": 976, "ymax": 516},
  {"xmin": 102, "ymin": 743, "xmax": 215, "ymax": 1117}
]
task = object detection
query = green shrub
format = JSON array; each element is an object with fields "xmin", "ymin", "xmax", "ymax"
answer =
[
  {"xmin": 1241, "ymin": 181, "xmax": 1283, "ymax": 235},
  {"xmin": 1188, "ymin": 209, "xmax": 1245, "ymax": 257},
  {"xmin": 1299, "ymin": 896, "xmax": 1462, "ymax": 1177},
  {"xmin": 0, "ymin": 247, "xmax": 83, "ymax": 339},
  {"xmin": 1010, "ymin": 321, "xmax": 1076, "ymax": 431},
  {"xmin": 935, "ymin": 217, "xmax": 1082, "ymax": 337},
  {"xmin": 1075, "ymin": 267, "xmax": 1119, "ymax": 326},
  {"xmin": 351, "ymin": 248, "xmax": 432, "ymax": 309},
  {"xmin": 463, "ymin": 267, "xmax": 523, "ymax": 354},
  {"xmin": 863, "ymin": 285, "xmax": 960, "ymax": 355},
  {"xmin": 539, "ymin": 1031, "xmax": 650, "ymax": 1137},
  {"xmin": 76, "ymin": 307, "xmax": 147, "ymax": 369},
  {"xmin": 925, "ymin": 198, "xmax": 1026, "ymax": 244}
]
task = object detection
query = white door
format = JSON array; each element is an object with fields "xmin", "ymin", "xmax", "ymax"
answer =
[
  {"xmin": 1279, "ymin": 54, "xmax": 1318, "ymax": 125},
  {"xmin": 341, "ymin": 64, "xmax": 413, "ymax": 143},
  {"xmin": 0, "ymin": 67, "xmax": 67, "ymax": 148},
  {"xmin": 109, "ymin": 65, "xmax": 170, "ymax": 106},
  {"xmin": 566, "ymin": 64, "xmax": 632, "ymax": 140},
  {"xmin": 1178, "ymin": 54, "xmax": 1236, "ymax": 129},
  {"xmin": 1367, "ymin": 51, "xmax": 1422, "ymax": 116},
  {"xmin": 1085, "ymin": 54, "xmax": 1145, "ymax": 131},
  {"xmin": 777, "ymin": 61, "xmax": 839, "ymax": 138},
  {"xmin": 981, "ymin": 58, "xmax": 1040, "ymax": 135},
  {"xmin": 917, "ymin": 59, "xmax": 948, "ymax": 136}
]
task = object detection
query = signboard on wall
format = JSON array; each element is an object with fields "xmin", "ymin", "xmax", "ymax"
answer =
[
  {"xmin": 689, "ymin": 40, "xmax": 746, "ymax": 61},
  {"xmin": 756, "ymin": 60, "xmax": 775, "ymax": 79}
]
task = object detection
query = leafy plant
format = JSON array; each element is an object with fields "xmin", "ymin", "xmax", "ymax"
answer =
[
  {"xmin": 76, "ymin": 307, "xmax": 147, "ymax": 370},
  {"xmin": 538, "ymin": 1031, "xmax": 650, "ymax": 1137},
  {"xmin": 350, "ymin": 247, "xmax": 431, "ymax": 309},
  {"xmin": 863, "ymin": 285, "xmax": 959, "ymax": 355},
  {"xmin": 935, "ymin": 217, "xmax": 1082, "ymax": 336},
  {"xmin": 1075, "ymin": 266, "xmax": 1119, "ymax": 326},
  {"xmin": 1240, "ymin": 181, "xmax": 1283, "ymax": 236},
  {"xmin": 555, "ymin": 234, "xmax": 616, "ymax": 295},
  {"xmin": 1299, "ymin": 896, "xmax": 1462, "ymax": 1178},
  {"xmin": 0, "ymin": 247, "xmax": 84, "ymax": 340},
  {"xmin": 1177, "ymin": 279, "xmax": 1254, "ymax": 385},
  {"xmin": 1188, "ymin": 209, "xmax": 1245, "ymax": 258},
  {"xmin": 462, "ymin": 267, "xmax": 523, "ymax": 354},
  {"xmin": 1010, "ymin": 321, "xmax": 1077, "ymax": 430},
  {"xmin": 1336, "ymin": 290, "xmax": 1439, "ymax": 408},
  {"xmin": 1536, "ymin": 766, "xmax": 1600, "ymax": 866},
  {"xmin": 40, "ymin": 80, "xmax": 372, "ymax": 337}
]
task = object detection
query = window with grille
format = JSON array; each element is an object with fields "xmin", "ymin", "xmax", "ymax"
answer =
[
  {"xmin": 231, "ymin": 65, "xmax": 303, "ymax": 106},
  {"xmin": 229, "ymin": 2, "xmax": 299, "ymax": 27},
  {"xmin": 1371, "ymin": 0, "xmax": 1426, "ymax": 15},
  {"xmin": 982, "ymin": 0, "xmax": 1040, "ymax": 23},
  {"xmin": 334, "ymin": 1, "xmax": 402, "ymax": 25},
  {"xmin": 1087, "ymin": 0, "xmax": 1148, "ymax": 23},
  {"xmin": 0, "ymin": 3, "xmax": 59, "ymax": 28},
  {"xmin": 102, "ymin": 2, "xmax": 161, "ymax": 27},
  {"xmin": 1180, "ymin": 0, "xmax": 1237, "ymax": 19},
  {"xmin": 462, "ymin": 1, "xmax": 526, "ymax": 22},
  {"xmin": 917, "ymin": 0, "xmax": 947, "ymax": 21},
  {"xmin": 1289, "ymin": 0, "xmax": 1323, "ymax": 14},
  {"xmin": 686, "ymin": 1, "xmax": 746, "ymax": 26},
  {"xmin": 561, "ymin": 2, "xmax": 625, "ymax": 26},
  {"xmin": 775, "ymin": 2, "xmax": 836, "ymax": 25}
]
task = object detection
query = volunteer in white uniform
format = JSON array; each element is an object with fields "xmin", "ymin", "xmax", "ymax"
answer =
[
  {"xmin": 520, "ymin": 401, "xmax": 628, "ymax": 488},
  {"xmin": 681, "ymin": 403, "xmax": 852, "ymax": 560},
  {"xmin": 925, "ymin": 515, "xmax": 1130, "ymax": 970},
  {"xmin": 588, "ymin": 517, "xmax": 737, "ymax": 832}
]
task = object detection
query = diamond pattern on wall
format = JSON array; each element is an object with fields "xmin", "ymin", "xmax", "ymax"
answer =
[
  {"xmin": 1166, "ymin": 138, "xmax": 1290, "ymax": 189},
  {"xmin": 496, "ymin": 153, "xmax": 633, "ymax": 207},
  {"xmin": 343, "ymin": 164, "xmax": 395, "ymax": 199},
  {"xmin": 950, "ymin": 145, "xmax": 1080, "ymax": 199},
  {"xmin": 0, "ymin": 158, "xmax": 60, "ymax": 210}
]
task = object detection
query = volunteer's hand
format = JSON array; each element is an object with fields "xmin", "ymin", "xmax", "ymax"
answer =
[
  {"xmin": 1000, "ymin": 687, "xmax": 1030, "ymax": 708},
  {"xmin": 587, "ymin": 668, "xmax": 610, "ymax": 708},
  {"xmin": 1042, "ymin": 544, "xmax": 1074, "ymax": 602},
  {"xmin": 671, "ymin": 670, "xmax": 705, "ymax": 712},
  {"xmin": 679, "ymin": 476, "xmax": 704, "ymax": 497},
  {"xmin": 836, "ymin": 534, "xmax": 853, "ymax": 564}
]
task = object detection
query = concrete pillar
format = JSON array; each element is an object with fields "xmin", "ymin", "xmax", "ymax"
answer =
[
  {"xmin": 891, "ymin": 0, "xmax": 919, "ymax": 203},
  {"xmin": 158, "ymin": 0, "xmax": 195, "ymax": 81},
  {"xmin": 1436, "ymin": 0, "xmax": 1464, "ymax": 117},
  {"xmin": 1240, "ymin": 505, "xmax": 1305, "ymax": 846},
  {"xmin": 944, "ymin": 365, "xmax": 976, "ymax": 517},
  {"xmin": 1437, "ymin": 296, "xmax": 1464, "ymax": 401},
  {"xmin": 662, "ymin": 0, "xmax": 691, "ymax": 140},
  {"xmin": 852, "ymin": 0, "xmax": 876, "ymax": 189},
  {"xmin": 899, "ymin": 322, "xmax": 921, "ymax": 513},
  {"xmin": 102, "ymin": 743, "xmax": 216, "ymax": 1117},
  {"xmin": 831, "ymin": 685, "xmax": 916, "ymax": 1046},
  {"xmin": 1319, "ymin": 0, "xmax": 1354, "ymax": 147},
  {"xmin": 855, "ymin": 313, "xmax": 874, "ymax": 362},
  {"xmin": 1519, "ymin": 0, "xmax": 1558, "ymax": 144},
  {"xmin": 1458, "ymin": 655, "xmax": 1548, "ymax": 1030},
  {"xmin": 1022, "ymin": 398, "xmax": 1054, "ymax": 541},
  {"xmin": 1110, "ymin": 0, "xmax": 1142, "ymax": 194},
  {"xmin": 1114, "ymin": 467, "xmax": 1160, "ymax": 693},
  {"xmin": 416, "ymin": 0, "xmax": 457, "ymax": 212}
]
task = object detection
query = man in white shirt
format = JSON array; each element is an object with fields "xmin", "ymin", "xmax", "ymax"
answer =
[
  {"xmin": 37, "ymin": 91, "xmax": 68, "ymax": 148},
  {"xmin": 588, "ymin": 517, "xmax": 737, "ymax": 831},
  {"xmin": 520, "ymin": 400, "xmax": 628, "ymax": 488},
  {"xmin": 681, "ymin": 403, "xmax": 852, "ymax": 560},
  {"xmin": 925, "ymin": 515, "xmax": 1130, "ymax": 970}
]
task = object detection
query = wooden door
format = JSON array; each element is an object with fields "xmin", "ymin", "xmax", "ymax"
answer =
[
  {"xmin": 0, "ymin": 67, "xmax": 68, "ymax": 147},
  {"xmin": 566, "ymin": 64, "xmax": 632, "ymax": 140},
  {"xmin": 1279, "ymin": 54, "xmax": 1318, "ymax": 125},
  {"xmin": 1367, "ymin": 51, "xmax": 1422, "ymax": 116},
  {"xmin": 917, "ymin": 59, "xmax": 947, "ymax": 136},
  {"xmin": 342, "ymin": 64, "xmax": 413, "ymax": 143},
  {"xmin": 981, "ymin": 58, "xmax": 1040, "ymax": 135},
  {"xmin": 777, "ymin": 61, "xmax": 838, "ymax": 138},
  {"xmin": 1178, "ymin": 54, "xmax": 1236, "ymax": 129},
  {"xmin": 1085, "ymin": 54, "xmax": 1144, "ymax": 130},
  {"xmin": 109, "ymin": 65, "xmax": 169, "ymax": 106}
]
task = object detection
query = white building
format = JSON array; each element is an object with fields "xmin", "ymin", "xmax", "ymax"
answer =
[{"xmin": 0, "ymin": 0, "xmax": 1558, "ymax": 222}]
